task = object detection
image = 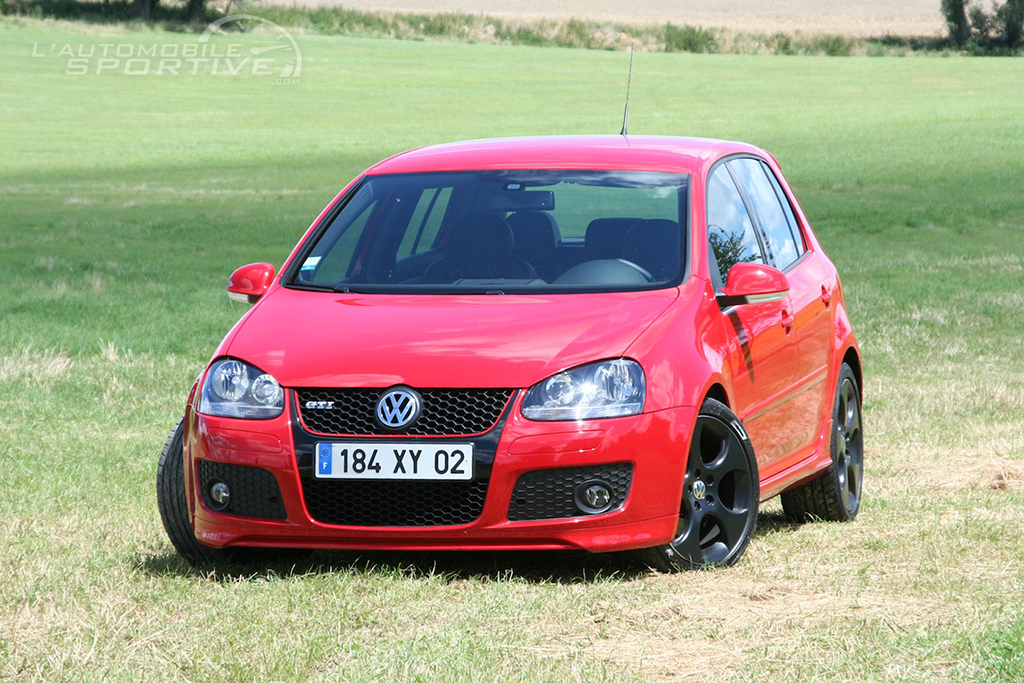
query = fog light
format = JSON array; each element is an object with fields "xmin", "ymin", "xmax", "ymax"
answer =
[
  {"xmin": 208, "ymin": 480, "xmax": 231, "ymax": 511},
  {"xmin": 575, "ymin": 480, "xmax": 614, "ymax": 515}
]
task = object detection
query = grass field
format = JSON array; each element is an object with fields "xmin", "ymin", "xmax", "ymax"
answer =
[{"xmin": 3, "ymin": 16, "xmax": 1024, "ymax": 682}]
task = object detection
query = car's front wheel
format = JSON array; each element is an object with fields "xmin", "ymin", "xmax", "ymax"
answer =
[
  {"xmin": 634, "ymin": 398, "xmax": 759, "ymax": 571},
  {"xmin": 157, "ymin": 419, "xmax": 313, "ymax": 567},
  {"xmin": 781, "ymin": 362, "xmax": 864, "ymax": 522},
  {"xmin": 156, "ymin": 418, "xmax": 225, "ymax": 566}
]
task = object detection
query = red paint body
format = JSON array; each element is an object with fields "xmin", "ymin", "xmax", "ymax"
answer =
[{"xmin": 184, "ymin": 136, "xmax": 859, "ymax": 553}]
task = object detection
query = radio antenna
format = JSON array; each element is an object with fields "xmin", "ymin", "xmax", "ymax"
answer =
[{"xmin": 620, "ymin": 42, "xmax": 634, "ymax": 137}]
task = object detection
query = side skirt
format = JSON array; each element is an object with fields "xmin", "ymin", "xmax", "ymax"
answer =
[{"xmin": 757, "ymin": 417, "xmax": 833, "ymax": 502}]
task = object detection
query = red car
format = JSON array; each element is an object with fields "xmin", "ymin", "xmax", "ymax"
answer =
[{"xmin": 157, "ymin": 135, "xmax": 863, "ymax": 570}]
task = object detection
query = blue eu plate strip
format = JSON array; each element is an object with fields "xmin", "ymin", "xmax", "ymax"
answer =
[{"xmin": 317, "ymin": 443, "xmax": 332, "ymax": 475}]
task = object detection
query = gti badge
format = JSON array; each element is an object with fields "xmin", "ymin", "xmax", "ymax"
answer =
[
  {"xmin": 305, "ymin": 401, "xmax": 335, "ymax": 410},
  {"xmin": 376, "ymin": 387, "xmax": 421, "ymax": 430}
]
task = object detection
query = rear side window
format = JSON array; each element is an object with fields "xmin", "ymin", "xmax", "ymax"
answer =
[
  {"xmin": 706, "ymin": 165, "xmax": 764, "ymax": 288},
  {"xmin": 729, "ymin": 158, "xmax": 804, "ymax": 270},
  {"xmin": 763, "ymin": 163, "xmax": 805, "ymax": 257}
]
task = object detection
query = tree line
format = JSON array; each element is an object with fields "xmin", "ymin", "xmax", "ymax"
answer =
[
  {"xmin": 942, "ymin": 0, "xmax": 1024, "ymax": 48},
  {"xmin": 130, "ymin": 0, "xmax": 204, "ymax": 22}
]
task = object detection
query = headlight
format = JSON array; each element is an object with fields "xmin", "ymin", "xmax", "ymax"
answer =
[
  {"xmin": 521, "ymin": 359, "xmax": 645, "ymax": 421},
  {"xmin": 198, "ymin": 359, "xmax": 284, "ymax": 419}
]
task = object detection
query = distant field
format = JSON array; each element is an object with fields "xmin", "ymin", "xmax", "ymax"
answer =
[
  {"xmin": 267, "ymin": 0, "xmax": 945, "ymax": 36},
  {"xmin": 3, "ymin": 15, "xmax": 1024, "ymax": 683}
]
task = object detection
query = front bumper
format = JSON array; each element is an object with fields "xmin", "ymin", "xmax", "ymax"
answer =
[{"xmin": 185, "ymin": 392, "xmax": 697, "ymax": 553}]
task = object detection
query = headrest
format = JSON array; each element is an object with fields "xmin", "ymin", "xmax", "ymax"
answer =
[
  {"xmin": 507, "ymin": 211, "xmax": 561, "ymax": 254},
  {"xmin": 623, "ymin": 219, "xmax": 681, "ymax": 280},
  {"xmin": 433, "ymin": 214, "xmax": 518, "ymax": 281},
  {"xmin": 585, "ymin": 217, "xmax": 642, "ymax": 259}
]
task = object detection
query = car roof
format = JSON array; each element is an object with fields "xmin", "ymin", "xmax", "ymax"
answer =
[{"xmin": 364, "ymin": 135, "xmax": 766, "ymax": 175}]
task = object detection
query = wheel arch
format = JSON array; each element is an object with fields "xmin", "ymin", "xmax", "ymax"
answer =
[
  {"xmin": 841, "ymin": 346, "xmax": 863, "ymax": 398},
  {"xmin": 703, "ymin": 382, "xmax": 730, "ymax": 408}
]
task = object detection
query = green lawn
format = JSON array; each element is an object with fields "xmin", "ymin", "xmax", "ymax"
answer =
[{"xmin": 2, "ymin": 17, "xmax": 1024, "ymax": 682}]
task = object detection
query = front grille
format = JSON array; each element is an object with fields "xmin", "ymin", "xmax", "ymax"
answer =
[
  {"xmin": 197, "ymin": 460, "xmax": 287, "ymax": 521},
  {"xmin": 508, "ymin": 463, "xmax": 633, "ymax": 521},
  {"xmin": 296, "ymin": 388, "xmax": 514, "ymax": 436},
  {"xmin": 303, "ymin": 478, "xmax": 488, "ymax": 527}
]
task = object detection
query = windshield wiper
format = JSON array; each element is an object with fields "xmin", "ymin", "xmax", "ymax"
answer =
[{"xmin": 286, "ymin": 283, "xmax": 334, "ymax": 293}]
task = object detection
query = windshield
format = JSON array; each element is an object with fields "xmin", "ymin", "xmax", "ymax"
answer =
[{"xmin": 287, "ymin": 170, "xmax": 688, "ymax": 294}]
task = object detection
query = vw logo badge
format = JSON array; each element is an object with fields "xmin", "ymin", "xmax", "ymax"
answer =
[{"xmin": 376, "ymin": 387, "xmax": 421, "ymax": 430}]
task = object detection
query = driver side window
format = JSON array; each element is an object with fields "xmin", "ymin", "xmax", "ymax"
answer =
[{"xmin": 706, "ymin": 165, "xmax": 764, "ymax": 289}]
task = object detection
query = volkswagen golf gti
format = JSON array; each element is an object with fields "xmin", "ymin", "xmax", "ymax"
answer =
[{"xmin": 157, "ymin": 135, "xmax": 863, "ymax": 570}]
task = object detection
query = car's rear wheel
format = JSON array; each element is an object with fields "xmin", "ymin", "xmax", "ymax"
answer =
[
  {"xmin": 157, "ymin": 418, "xmax": 224, "ymax": 566},
  {"xmin": 781, "ymin": 362, "xmax": 864, "ymax": 522},
  {"xmin": 634, "ymin": 398, "xmax": 759, "ymax": 571}
]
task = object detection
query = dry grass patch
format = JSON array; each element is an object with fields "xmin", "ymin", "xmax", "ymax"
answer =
[
  {"xmin": 916, "ymin": 456, "xmax": 1024, "ymax": 492},
  {"xmin": 0, "ymin": 347, "xmax": 74, "ymax": 384},
  {"xmin": 558, "ymin": 557, "xmax": 968, "ymax": 680}
]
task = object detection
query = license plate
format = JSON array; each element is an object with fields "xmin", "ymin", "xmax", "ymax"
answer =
[{"xmin": 314, "ymin": 443, "xmax": 474, "ymax": 481}]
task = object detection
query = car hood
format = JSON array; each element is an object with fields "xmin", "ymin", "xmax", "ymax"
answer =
[{"xmin": 223, "ymin": 286, "xmax": 679, "ymax": 388}]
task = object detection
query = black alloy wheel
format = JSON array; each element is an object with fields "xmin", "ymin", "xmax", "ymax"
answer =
[
  {"xmin": 634, "ymin": 398, "xmax": 759, "ymax": 571},
  {"xmin": 781, "ymin": 362, "xmax": 864, "ymax": 522}
]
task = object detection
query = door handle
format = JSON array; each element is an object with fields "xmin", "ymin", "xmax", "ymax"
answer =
[
  {"xmin": 821, "ymin": 285, "xmax": 833, "ymax": 306},
  {"xmin": 781, "ymin": 307, "xmax": 794, "ymax": 331}
]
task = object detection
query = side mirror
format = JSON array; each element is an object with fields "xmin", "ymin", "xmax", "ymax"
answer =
[
  {"xmin": 716, "ymin": 262, "xmax": 789, "ymax": 307},
  {"xmin": 227, "ymin": 262, "xmax": 275, "ymax": 304}
]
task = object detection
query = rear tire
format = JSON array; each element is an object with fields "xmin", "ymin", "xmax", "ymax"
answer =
[
  {"xmin": 781, "ymin": 363, "xmax": 864, "ymax": 522},
  {"xmin": 634, "ymin": 398, "xmax": 759, "ymax": 571}
]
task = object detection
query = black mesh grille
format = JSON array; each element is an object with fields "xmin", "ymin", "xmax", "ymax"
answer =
[
  {"xmin": 508, "ymin": 463, "xmax": 633, "ymax": 521},
  {"xmin": 302, "ymin": 478, "xmax": 488, "ymax": 527},
  {"xmin": 197, "ymin": 460, "xmax": 287, "ymax": 521},
  {"xmin": 296, "ymin": 388, "xmax": 514, "ymax": 436}
]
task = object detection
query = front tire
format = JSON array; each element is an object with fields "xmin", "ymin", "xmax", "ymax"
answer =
[
  {"xmin": 156, "ymin": 418, "xmax": 224, "ymax": 566},
  {"xmin": 781, "ymin": 362, "xmax": 864, "ymax": 522},
  {"xmin": 634, "ymin": 398, "xmax": 759, "ymax": 571}
]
